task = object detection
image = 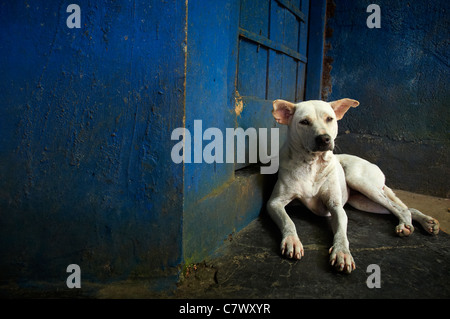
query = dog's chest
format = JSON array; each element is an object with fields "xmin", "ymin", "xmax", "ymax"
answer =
[
  {"xmin": 285, "ymin": 162, "xmax": 331, "ymax": 199},
  {"xmin": 283, "ymin": 165, "xmax": 332, "ymax": 216}
]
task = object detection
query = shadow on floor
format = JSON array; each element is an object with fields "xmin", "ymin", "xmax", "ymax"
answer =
[
  {"xmin": 1, "ymin": 196, "xmax": 449, "ymax": 299},
  {"xmin": 174, "ymin": 205, "xmax": 450, "ymax": 299}
]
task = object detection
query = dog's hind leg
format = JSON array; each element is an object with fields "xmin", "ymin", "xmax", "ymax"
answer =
[
  {"xmin": 365, "ymin": 182, "xmax": 440, "ymax": 235},
  {"xmin": 409, "ymin": 208, "xmax": 440, "ymax": 235},
  {"xmin": 373, "ymin": 186, "xmax": 414, "ymax": 236},
  {"xmin": 338, "ymin": 155, "xmax": 414, "ymax": 236},
  {"xmin": 375, "ymin": 186, "xmax": 439, "ymax": 235},
  {"xmin": 348, "ymin": 184, "xmax": 440, "ymax": 235},
  {"xmin": 381, "ymin": 184, "xmax": 439, "ymax": 234},
  {"xmin": 347, "ymin": 185, "xmax": 414, "ymax": 236},
  {"xmin": 347, "ymin": 190, "xmax": 390, "ymax": 214}
]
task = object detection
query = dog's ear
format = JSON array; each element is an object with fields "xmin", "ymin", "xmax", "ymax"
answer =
[
  {"xmin": 272, "ymin": 100, "xmax": 296, "ymax": 125},
  {"xmin": 329, "ymin": 98, "xmax": 359, "ymax": 120}
]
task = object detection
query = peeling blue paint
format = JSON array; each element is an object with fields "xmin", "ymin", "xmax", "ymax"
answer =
[
  {"xmin": 0, "ymin": 0, "xmax": 327, "ymax": 288},
  {"xmin": 0, "ymin": 0, "xmax": 186, "ymax": 282}
]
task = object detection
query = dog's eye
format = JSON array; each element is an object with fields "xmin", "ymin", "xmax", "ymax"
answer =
[
  {"xmin": 299, "ymin": 119, "xmax": 310, "ymax": 126},
  {"xmin": 326, "ymin": 116, "xmax": 334, "ymax": 123}
]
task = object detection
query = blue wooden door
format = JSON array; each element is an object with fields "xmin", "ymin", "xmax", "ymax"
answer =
[{"xmin": 235, "ymin": 0, "xmax": 310, "ymax": 170}]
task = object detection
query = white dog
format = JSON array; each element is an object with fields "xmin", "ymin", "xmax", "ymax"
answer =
[{"xmin": 266, "ymin": 99, "xmax": 440, "ymax": 273}]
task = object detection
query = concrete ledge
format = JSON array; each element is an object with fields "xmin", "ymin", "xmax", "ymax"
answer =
[
  {"xmin": 335, "ymin": 133, "xmax": 449, "ymax": 198},
  {"xmin": 183, "ymin": 165, "xmax": 277, "ymax": 265}
]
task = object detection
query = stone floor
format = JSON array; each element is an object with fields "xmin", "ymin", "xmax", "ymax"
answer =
[
  {"xmin": 1, "ymin": 190, "xmax": 449, "ymax": 299},
  {"xmin": 173, "ymin": 202, "xmax": 449, "ymax": 299}
]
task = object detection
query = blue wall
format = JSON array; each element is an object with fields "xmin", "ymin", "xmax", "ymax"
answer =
[
  {"xmin": 0, "ymin": 0, "xmax": 186, "ymax": 282},
  {"xmin": 183, "ymin": 0, "xmax": 243, "ymax": 262},
  {"xmin": 0, "ymin": 0, "xmax": 327, "ymax": 288},
  {"xmin": 325, "ymin": 0, "xmax": 449, "ymax": 197}
]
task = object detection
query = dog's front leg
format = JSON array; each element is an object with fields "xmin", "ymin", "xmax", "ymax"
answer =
[
  {"xmin": 267, "ymin": 190, "xmax": 304, "ymax": 260},
  {"xmin": 328, "ymin": 204, "xmax": 355, "ymax": 273}
]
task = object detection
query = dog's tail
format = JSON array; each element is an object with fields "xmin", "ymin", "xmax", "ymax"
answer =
[{"xmin": 383, "ymin": 186, "xmax": 408, "ymax": 210}]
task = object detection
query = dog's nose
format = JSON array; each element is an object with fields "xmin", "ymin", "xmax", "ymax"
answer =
[
  {"xmin": 314, "ymin": 134, "xmax": 333, "ymax": 151},
  {"xmin": 315, "ymin": 134, "xmax": 331, "ymax": 146}
]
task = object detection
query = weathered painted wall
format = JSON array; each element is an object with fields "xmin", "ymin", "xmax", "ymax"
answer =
[
  {"xmin": 0, "ymin": 0, "xmax": 327, "ymax": 288},
  {"xmin": 324, "ymin": 0, "xmax": 449, "ymax": 197},
  {"xmin": 0, "ymin": 0, "xmax": 186, "ymax": 283},
  {"xmin": 183, "ymin": 0, "xmax": 272, "ymax": 264}
]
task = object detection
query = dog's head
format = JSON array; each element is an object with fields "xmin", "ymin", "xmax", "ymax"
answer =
[{"xmin": 272, "ymin": 99, "xmax": 359, "ymax": 153}]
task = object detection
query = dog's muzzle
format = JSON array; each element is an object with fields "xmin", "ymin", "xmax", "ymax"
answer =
[{"xmin": 313, "ymin": 134, "xmax": 333, "ymax": 152}]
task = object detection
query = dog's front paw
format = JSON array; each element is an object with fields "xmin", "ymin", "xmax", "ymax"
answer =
[
  {"xmin": 281, "ymin": 235, "xmax": 304, "ymax": 260},
  {"xmin": 329, "ymin": 245, "xmax": 355, "ymax": 274}
]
